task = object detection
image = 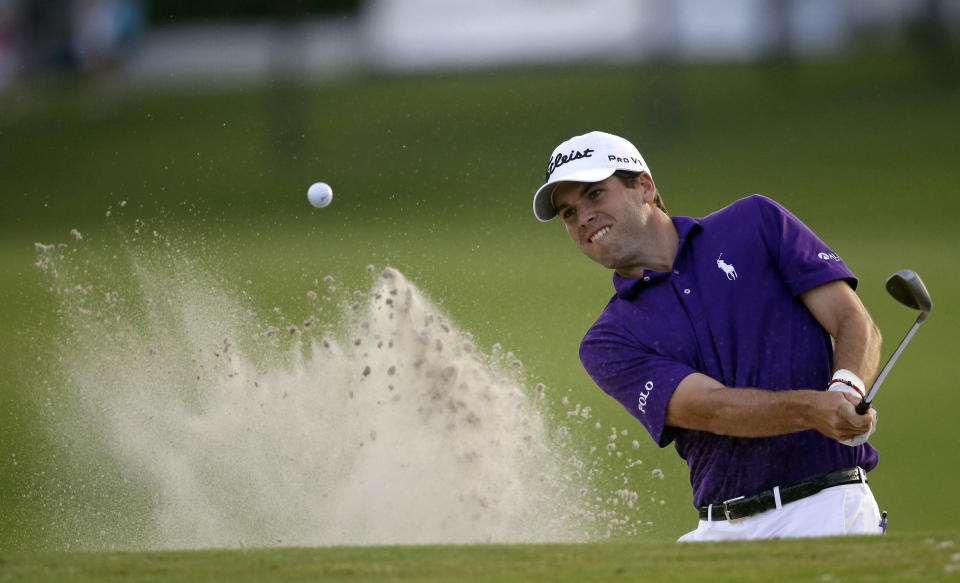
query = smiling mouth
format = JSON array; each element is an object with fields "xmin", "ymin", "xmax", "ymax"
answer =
[{"xmin": 588, "ymin": 226, "xmax": 611, "ymax": 243}]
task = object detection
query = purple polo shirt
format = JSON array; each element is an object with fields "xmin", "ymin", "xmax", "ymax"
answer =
[{"xmin": 579, "ymin": 195, "xmax": 878, "ymax": 508}]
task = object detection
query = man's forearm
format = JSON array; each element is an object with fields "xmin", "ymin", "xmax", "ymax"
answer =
[
  {"xmin": 667, "ymin": 373, "xmax": 876, "ymax": 441},
  {"xmin": 801, "ymin": 281, "xmax": 883, "ymax": 388},
  {"xmin": 830, "ymin": 310, "xmax": 882, "ymax": 389},
  {"xmin": 674, "ymin": 386, "xmax": 817, "ymax": 437}
]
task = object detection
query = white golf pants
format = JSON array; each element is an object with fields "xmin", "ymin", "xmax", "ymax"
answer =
[{"xmin": 678, "ymin": 481, "xmax": 883, "ymax": 542}]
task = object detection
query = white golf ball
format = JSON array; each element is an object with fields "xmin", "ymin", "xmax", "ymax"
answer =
[{"xmin": 307, "ymin": 182, "xmax": 333, "ymax": 208}]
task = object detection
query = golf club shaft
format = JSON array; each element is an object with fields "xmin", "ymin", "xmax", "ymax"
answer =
[{"xmin": 856, "ymin": 312, "xmax": 928, "ymax": 414}]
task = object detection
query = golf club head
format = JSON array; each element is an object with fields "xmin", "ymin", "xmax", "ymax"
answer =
[{"xmin": 885, "ymin": 270, "xmax": 932, "ymax": 314}]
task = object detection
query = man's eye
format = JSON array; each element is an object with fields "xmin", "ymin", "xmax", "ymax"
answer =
[
  {"xmin": 588, "ymin": 189, "xmax": 602, "ymax": 199},
  {"xmin": 561, "ymin": 208, "xmax": 575, "ymax": 219}
]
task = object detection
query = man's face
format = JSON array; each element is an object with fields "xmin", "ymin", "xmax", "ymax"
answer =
[{"xmin": 553, "ymin": 174, "xmax": 655, "ymax": 272}]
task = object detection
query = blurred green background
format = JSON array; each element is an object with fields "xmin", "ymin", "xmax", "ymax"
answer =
[{"xmin": 2, "ymin": 53, "xmax": 959, "ymax": 550}]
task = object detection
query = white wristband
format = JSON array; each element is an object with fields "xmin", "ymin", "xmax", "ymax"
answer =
[{"xmin": 829, "ymin": 368, "xmax": 865, "ymax": 396}]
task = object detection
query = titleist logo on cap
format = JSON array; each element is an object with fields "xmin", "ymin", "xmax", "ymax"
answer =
[{"xmin": 545, "ymin": 148, "xmax": 594, "ymax": 181}]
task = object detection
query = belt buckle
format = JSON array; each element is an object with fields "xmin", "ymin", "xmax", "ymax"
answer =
[{"xmin": 722, "ymin": 496, "xmax": 746, "ymax": 520}]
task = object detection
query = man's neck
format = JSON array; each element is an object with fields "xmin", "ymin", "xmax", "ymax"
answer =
[{"xmin": 614, "ymin": 215, "xmax": 679, "ymax": 278}]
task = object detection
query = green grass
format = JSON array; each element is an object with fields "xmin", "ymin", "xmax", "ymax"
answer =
[
  {"xmin": 2, "ymin": 53, "xmax": 960, "ymax": 564},
  {"xmin": 3, "ymin": 531, "xmax": 959, "ymax": 582}
]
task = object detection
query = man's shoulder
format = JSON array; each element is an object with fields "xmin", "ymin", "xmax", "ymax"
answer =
[
  {"xmin": 692, "ymin": 195, "xmax": 795, "ymax": 245},
  {"xmin": 586, "ymin": 293, "xmax": 624, "ymax": 328},
  {"xmin": 700, "ymin": 194, "xmax": 782, "ymax": 223},
  {"xmin": 582, "ymin": 293, "xmax": 633, "ymax": 342}
]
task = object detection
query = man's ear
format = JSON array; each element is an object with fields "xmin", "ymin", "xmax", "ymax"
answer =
[{"xmin": 637, "ymin": 172, "xmax": 657, "ymax": 204}]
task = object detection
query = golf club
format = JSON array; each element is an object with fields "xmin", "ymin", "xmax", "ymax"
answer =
[{"xmin": 856, "ymin": 269, "xmax": 932, "ymax": 414}]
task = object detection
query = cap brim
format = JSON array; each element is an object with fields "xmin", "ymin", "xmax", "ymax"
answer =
[{"xmin": 532, "ymin": 167, "xmax": 617, "ymax": 222}]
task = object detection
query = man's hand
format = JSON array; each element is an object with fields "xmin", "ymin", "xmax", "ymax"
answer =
[{"xmin": 818, "ymin": 388, "xmax": 877, "ymax": 445}]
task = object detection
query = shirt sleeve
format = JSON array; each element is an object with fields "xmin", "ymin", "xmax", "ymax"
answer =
[
  {"xmin": 752, "ymin": 195, "xmax": 857, "ymax": 295},
  {"xmin": 580, "ymin": 323, "xmax": 697, "ymax": 448}
]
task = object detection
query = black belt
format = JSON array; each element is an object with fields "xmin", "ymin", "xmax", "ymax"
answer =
[{"xmin": 698, "ymin": 467, "xmax": 866, "ymax": 521}]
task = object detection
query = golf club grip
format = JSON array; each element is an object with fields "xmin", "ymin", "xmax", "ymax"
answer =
[{"xmin": 855, "ymin": 398, "xmax": 870, "ymax": 415}]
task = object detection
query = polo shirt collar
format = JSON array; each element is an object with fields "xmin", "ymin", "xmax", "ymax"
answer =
[{"xmin": 613, "ymin": 216, "xmax": 703, "ymax": 300}]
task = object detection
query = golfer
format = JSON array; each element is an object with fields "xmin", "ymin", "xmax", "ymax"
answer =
[{"xmin": 533, "ymin": 131, "xmax": 884, "ymax": 541}]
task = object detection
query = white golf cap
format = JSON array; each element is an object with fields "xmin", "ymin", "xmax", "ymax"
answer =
[{"xmin": 532, "ymin": 131, "xmax": 651, "ymax": 222}]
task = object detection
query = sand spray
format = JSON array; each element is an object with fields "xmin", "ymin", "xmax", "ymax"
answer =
[{"xmin": 30, "ymin": 225, "xmax": 663, "ymax": 550}]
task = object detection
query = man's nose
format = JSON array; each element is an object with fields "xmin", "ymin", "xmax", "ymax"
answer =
[{"xmin": 578, "ymin": 204, "xmax": 596, "ymax": 226}]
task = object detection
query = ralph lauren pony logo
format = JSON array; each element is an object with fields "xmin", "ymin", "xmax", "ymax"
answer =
[
  {"xmin": 545, "ymin": 148, "xmax": 595, "ymax": 180},
  {"xmin": 717, "ymin": 253, "xmax": 738, "ymax": 280}
]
